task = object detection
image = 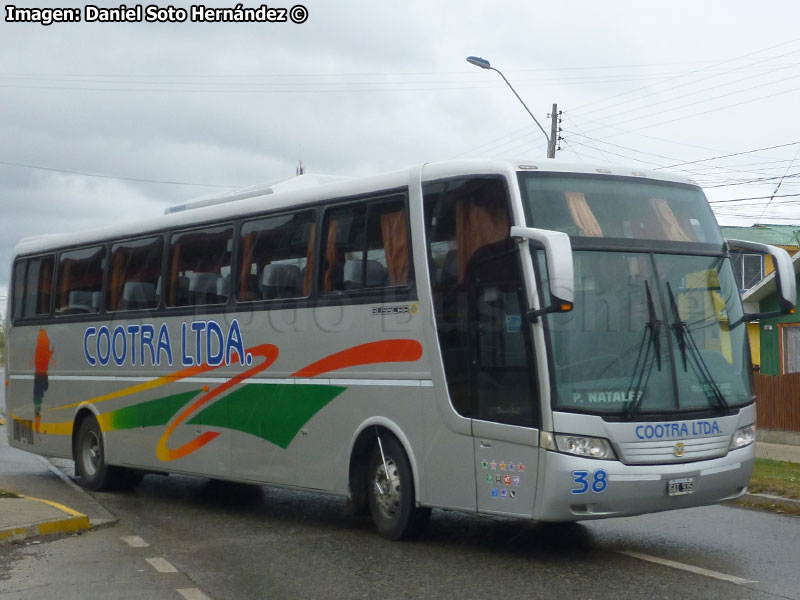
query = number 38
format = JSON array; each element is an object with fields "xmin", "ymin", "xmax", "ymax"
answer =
[{"xmin": 570, "ymin": 469, "xmax": 608, "ymax": 494}]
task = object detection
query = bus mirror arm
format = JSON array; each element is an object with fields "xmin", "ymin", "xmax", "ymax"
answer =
[
  {"xmin": 726, "ymin": 239, "xmax": 797, "ymax": 317},
  {"xmin": 510, "ymin": 226, "xmax": 575, "ymax": 322}
]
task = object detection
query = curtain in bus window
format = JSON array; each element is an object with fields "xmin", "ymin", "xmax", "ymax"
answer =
[
  {"xmin": 381, "ymin": 210, "xmax": 408, "ymax": 286},
  {"xmin": 455, "ymin": 198, "xmax": 508, "ymax": 283},
  {"xmin": 239, "ymin": 232, "xmax": 256, "ymax": 300},
  {"xmin": 37, "ymin": 258, "xmax": 53, "ymax": 315},
  {"xmin": 566, "ymin": 191, "xmax": 603, "ymax": 237},
  {"xmin": 650, "ymin": 197, "xmax": 691, "ymax": 242},
  {"xmin": 323, "ymin": 220, "xmax": 340, "ymax": 292},
  {"xmin": 109, "ymin": 251, "xmax": 126, "ymax": 311},
  {"xmin": 304, "ymin": 222, "xmax": 315, "ymax": 295},
  {"xmin": 57, "ymin": 260, "xmax": 73, "ymax": 311},
  {"xmin": 169, "ymin": 243, "xmax": 182, "ymax": 306}
]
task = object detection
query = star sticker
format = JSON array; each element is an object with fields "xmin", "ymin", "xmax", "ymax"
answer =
[{"xmin": 490, "ymin": 461, "xmax": 497, "ymax": 470}]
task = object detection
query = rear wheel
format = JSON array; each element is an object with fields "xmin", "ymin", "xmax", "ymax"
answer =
[
  {"xmin": 367, "ymin": 435, "xmax": 430, "ymax": 540},
  {"xmin": 74, "ymin": 416, "xmax": 142, "ymax": 491}
]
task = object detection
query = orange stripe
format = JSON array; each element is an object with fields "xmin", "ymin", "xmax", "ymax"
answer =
[
  {"xmin": 291, "ymin": 339, "xmax": 423, "ymax": 378},
  {"xmin": 155, "ymin": 344, "xmax": 279, "ymax": 461}
]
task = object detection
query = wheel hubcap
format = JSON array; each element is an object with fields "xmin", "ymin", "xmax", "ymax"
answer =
[
  {"xmin": 373, "ymin": 457, "xmax": 401, "ymax": 520},
  {"xmin": 83, "ymin": 431, "xmax": 100, "ymax": 476}
]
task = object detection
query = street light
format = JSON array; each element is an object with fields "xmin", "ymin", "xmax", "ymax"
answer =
[{"xmin": 466, "ymin": 55, "xmax": 554, "ymax": 158}]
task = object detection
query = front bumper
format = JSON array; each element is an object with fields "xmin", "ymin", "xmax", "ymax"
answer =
[{"xmin": 533, "ymin": 444, "xmax": 754, "ymax": 522}]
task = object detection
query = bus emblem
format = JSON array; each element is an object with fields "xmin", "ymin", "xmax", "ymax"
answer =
[{"xmin": 674, "ymin": 442, "xmax": 686, "ymax": 457}]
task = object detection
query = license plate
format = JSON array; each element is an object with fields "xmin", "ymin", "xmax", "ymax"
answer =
[{"xmin": 667, "ymin": 477, "xmax": 694, "ymax": 496}]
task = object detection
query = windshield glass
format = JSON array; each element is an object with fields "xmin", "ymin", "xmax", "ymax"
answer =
[
  {"xmin": 541, "ymin": 250, "xmax": 751, "ymax": 416},
  {"xmin": 518, "ymin": 172, "xmax": 723, "ymax": 245}
]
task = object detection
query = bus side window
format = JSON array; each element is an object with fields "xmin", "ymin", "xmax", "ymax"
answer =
[
  {"xmin": 320, "ymin": 195, "xmax": 410, "ymax": 295},
  {"xmin": 107, "ymin": 236, "xmax": 164, "ymax": 312},
  {"xmin": 13, "ymin": 255, "xmax": 55, "ymax": 320},
  {"xmin": 167, "ymin": 226, "xmax": 233, "ymax": 307},
  {"xmin": 238, "ymin": 209, "xmax": 316, "ymax": 302},
  {"xmin": 55, "ymin": 247, "xmax": 105, "ymax": 315}
]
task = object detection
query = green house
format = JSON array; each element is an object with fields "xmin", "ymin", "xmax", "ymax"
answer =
[{"xmin": 742, "ymin": 252, "xmax": 800, "ymax": 375}]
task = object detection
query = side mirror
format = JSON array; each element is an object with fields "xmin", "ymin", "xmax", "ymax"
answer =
[
  {"xmin": 727, "ymin": 239, "xmax": 796, "ymax": 318},
  {"xmin": 510, "ymin": 226, "xmax": 574, "ymax": 321}
]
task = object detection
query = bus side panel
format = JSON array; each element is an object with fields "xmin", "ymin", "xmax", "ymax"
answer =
[{"xmin": 5, "ymin": 322, "xmax": 72, "ymax": 459}]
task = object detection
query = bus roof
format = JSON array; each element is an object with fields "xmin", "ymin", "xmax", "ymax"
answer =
[{"xmin": 12, "ymin": 158, "xmax": 699, "ymax": 258}]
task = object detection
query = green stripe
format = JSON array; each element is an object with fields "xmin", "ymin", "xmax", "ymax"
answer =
[
  {"xmin": 105, "ymin": 390, "xmax": 202, "ymax": 430},
  {"xmin": 188, "ymin": 383, "xmax": 346, "ymax": 449}
]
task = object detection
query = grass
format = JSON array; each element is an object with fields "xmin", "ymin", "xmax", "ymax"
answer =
[
  {"xmin": 746, "ymin": 458, "xmax": 800, "ymax": 500},
  {"xmin": 0, "ymin": 489, "xmax": 20, "ymax": 499}
]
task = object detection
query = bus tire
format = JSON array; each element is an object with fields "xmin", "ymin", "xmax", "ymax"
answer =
[
  {"xmin": 367, "ymin": 435, "xmax": 430, "ymax": 540},
  {"xmin": 74, "ymin": 415, "xmax": 142, "ymax": 491}
]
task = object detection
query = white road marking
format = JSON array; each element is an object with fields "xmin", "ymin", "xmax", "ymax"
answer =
[
  {"xmin": 121, "ymin": 535, "xmax": 149, "ymax": 547},
  {"xmin": 618, "ymin": 551, "xmax": 757, "ymax": 585},
  {"xmin": 177, "ymin": 589, "xmax": 212, "ymax": 600},
  {"xmin": 145, "ymin": 557, "xmax": 178, "ymax": 573}
]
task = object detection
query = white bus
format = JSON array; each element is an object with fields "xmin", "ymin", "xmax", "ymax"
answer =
[{"xmin": 5, "ymin": 159, "xmax": 796, "ymax": 539}]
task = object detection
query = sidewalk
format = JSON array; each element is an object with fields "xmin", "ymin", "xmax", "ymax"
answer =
[
  {"xmin": 0, "ymin": 422, "xmax": 117, "ymax": 544},
  {"xmin": 755, "ymin": 441, "xmax": 800, "ymax": 464}
]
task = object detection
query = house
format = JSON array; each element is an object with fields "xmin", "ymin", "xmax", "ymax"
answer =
[
  {"xmin": 741, "ymin": 251, "xmax": 800, "ymax": 375},
  {"xmin": 720, "ymin": 224, "xmax": 800, "ymax": 369},
  {"xmin": 720, "ymin": 224, "xmax": 799, "ymax": 291}
]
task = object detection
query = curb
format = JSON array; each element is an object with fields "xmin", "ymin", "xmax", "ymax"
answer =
[
  {"xmin": 735, "ymin": 492, "xmax": 800, "ymax": 513},
  {"xmin": 0, "ymin": 495, "xmax": 91, "ymax": 544}
]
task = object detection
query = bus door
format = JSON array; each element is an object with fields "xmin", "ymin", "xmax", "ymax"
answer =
[
  {"xmin": 423, "ymin": 176, "xmax": 540, "ymax": 518},
  {"xmin": 466, "ymin": 240, "xmax": 540, "ymax": 517}
]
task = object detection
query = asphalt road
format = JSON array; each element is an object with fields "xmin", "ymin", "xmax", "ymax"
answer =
[{"xmin": 45, "ymin": 467, "xmax": 793, "ymax": 600}]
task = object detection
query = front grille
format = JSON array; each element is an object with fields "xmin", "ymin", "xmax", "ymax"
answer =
[
  {"xmin": 13, "ymin": 419, "xmax": 34, "ymax": 445},
  {"xmin": 617, "ymin": 435, "xmax": 729, "ymax": 465}
]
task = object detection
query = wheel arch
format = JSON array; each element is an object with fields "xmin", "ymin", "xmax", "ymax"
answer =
[
  {"xmin": 347, "ymin": 418, "xmax": 422, "ymax": 507},
  {"xmin": 70, "ymin": 405, "xmax": 103, "ymax": 460}
]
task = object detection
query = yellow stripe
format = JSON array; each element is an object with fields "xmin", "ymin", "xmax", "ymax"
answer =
[
  {"xmin": 48, "ymin": 374, "xmax": 176, "ymax": 412},
  {"xmin": 38, "ymin": 420, "xmax": 73, "ymax": 436}
]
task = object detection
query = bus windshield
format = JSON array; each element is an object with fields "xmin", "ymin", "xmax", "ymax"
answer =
[
  {"xmin": 518, "ymin": 172, "xmax": 751, "ymax": 417},
  {"xmin": 518, "ymin": 172, "xmax": 722, "ymax": 246}
]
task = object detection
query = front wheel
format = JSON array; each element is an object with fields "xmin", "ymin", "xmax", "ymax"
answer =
[
  {"xmin": 367, "ymin": 435, "xmax": 430, "ymax": 540},
  {"xmin": 74, "ymin": 416, "xmax": 142, "ymax": 491}
]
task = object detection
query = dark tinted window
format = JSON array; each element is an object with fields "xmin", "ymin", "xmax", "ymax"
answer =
[
  {"xmin": 423, "ymin": 177, "xmax": 538, "ymax": 427},
  {"xmin": 321, "ymin": 196, "xmax": 410, "ymax": 293},
  {"xmin": 167, "ymin": 226, "xmax": 233, "ymax": 307},
  {"xmin": 13, "ymin": 255, "xmax": 55, "ymax": 319},
  {"xmin": 107, "ymin": 237, "xmax": 164, "ymax": 311},
  {"xmin": 238, "ymin": 210, "xmax": 316, "ymax": 302},
  {"xmin": 55, "ymin": 246, "xmax": 105, "ymax": 315}
]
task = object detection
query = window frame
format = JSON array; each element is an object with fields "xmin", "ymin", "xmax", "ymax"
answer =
[
  {"xmin": 164, "ymin": 223, "xmax": 236, "ymax": 309},
  {"xmin": 237, "ymin": 207, "xmax": 318, "ymax": 304},
  {"xmin": 53, "ymin": 244, "xmax": 107, "ymax": 317},
  {"xmin": 105, "ymin": 234, "xmax": 167, "ymax": 314},
  {"xmin": 11, "ymin": 254, "xmax": 56, "ymax": 321},
  {"xmin": 318, "ymin": 192, "xmax": 415, "ymax": 299}
]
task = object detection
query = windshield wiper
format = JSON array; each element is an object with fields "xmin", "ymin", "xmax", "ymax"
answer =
[
  {"xmin": 665, "ymin": 282, "xmax": 729, "ymax": 412},
  {"xmin": 625, "ymin": 280, "xmax": 662, "ymax": 419}
]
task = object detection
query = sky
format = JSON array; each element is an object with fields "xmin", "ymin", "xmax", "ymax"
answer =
[{"xmin": 2, "ymin": 0, "xmax": 800, "ymax": 318}]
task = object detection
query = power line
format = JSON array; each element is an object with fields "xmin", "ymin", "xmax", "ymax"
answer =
[
  {"xmin": 569, "ymin": 37, "xmax": 800, "ymax": 116},
  {"xmin": 0, "ymin": 159, "xmax": 237, "ymax": 188}
]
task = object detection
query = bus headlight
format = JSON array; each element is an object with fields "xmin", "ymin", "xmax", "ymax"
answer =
[
  {"xmin": 551, "ymin": 433, "xmax": 616, "ymax": 460},
  {"xmin": 729, "ymin": 425, "xmax": 755, "ymax": 450}
]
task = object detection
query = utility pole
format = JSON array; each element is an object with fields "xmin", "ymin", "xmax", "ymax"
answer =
[{"xmin": 547, "ymin": 103, "xmax": 558, "ymax": 159}]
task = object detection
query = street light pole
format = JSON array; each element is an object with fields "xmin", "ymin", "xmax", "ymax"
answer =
[{"xmin": 466, "ymin": 55, "xmax": 555, "ymax": 158}]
